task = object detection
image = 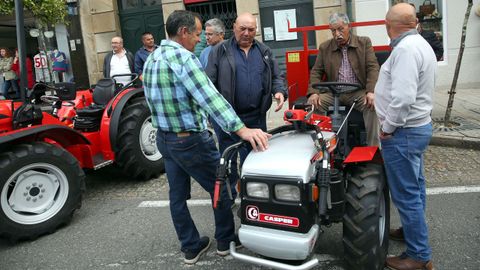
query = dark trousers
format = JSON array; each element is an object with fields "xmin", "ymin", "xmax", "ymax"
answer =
[
  {"xmin": 211, "ymin": 113, "xmax": 267, "ymax": 198},
  {"xmin": 2, "ymin": 79, "xmax": 19, "ymax": 99},
  {"xmin": 156, "ymin": 130, "xmax": 235, "ymax": 253}
]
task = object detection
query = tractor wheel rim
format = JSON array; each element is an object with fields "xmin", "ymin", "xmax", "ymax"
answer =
[
  {"xmin": 139, "ymin": 116, "xmax": 162, "ymax": 161},
  {"xmin": 1, "ymin": 163, "xmax": 69, "ymax": 225},
  {"xmin": 378, "ymin": 190, "xmax": 386, "ymax": 244}
]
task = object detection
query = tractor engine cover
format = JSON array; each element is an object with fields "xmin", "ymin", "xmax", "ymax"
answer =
[{"xmin": 242, "ymin": 130, "xmax": 320, "ymax": 183}]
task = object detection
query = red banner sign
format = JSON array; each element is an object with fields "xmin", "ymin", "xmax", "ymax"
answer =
[{"xmin": 246, "ymin": 205, "xmax": 300, "ymax": 227}]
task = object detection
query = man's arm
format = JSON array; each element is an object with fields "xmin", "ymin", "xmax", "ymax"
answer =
[
  {"xmin": 103, "ymin": 53, "xmax": 110, "ymax": 78},
  {"xmin": 134, "ymin": 51, "xmax": 143, "ymax": 74},
  {"xmin": 306, "ymin": 49, "xmax": 326, "ymax": 108},
  {"xmin": 182, "ymin": 56, "xmax": 270, "ymax": 150},
  {"xmin": 204, "ymin": 43, "xmax": 221, "ymax": 85},
  {"xmin": 307, "ymin": 49, "xmax": 326, "ymax": 96},
  {"xmin": 364, "ymin": 37, "xmax": 380, "ymax": 94},
  {"xmin": 127, "ymin": 51, "xmax": 135, "ymax": 74},
  {"xmin": 382, "ymin": 47, "xmax": 419, "ymax": 134},
  {"xmin": 268, "ymin": 49, "xmax": 287, "ymax": 111},
  {"xmin": 363, "ymin": 37, "xmax": 380, "ymax": 109}
]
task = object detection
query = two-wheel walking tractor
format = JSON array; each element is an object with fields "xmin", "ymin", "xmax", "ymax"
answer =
[{"xmin": 213, "ymin": 20, "xmax": 392, "ymax": 270}]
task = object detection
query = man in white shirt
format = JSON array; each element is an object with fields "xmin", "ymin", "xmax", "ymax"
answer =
[
  {"xmin": 375, "ymin": 3, "xmax": 436, "ymax": 270},
  {"xmin": 103, "ymin": 36, "xmax": 134, "ymax": 86}
]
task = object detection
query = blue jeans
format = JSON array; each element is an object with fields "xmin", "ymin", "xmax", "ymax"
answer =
[
  {"xmin": 2, "ymin": 79, "xmax": 19, "ymax": 99},
  {"xmin": 380, "ymin": 123, "xmax": 432, "ymax": 262},
  {"xmin": 211, "ymin": 114, "xmax": 267, "ymax": 199},
  {"xmin": 156, "ymin": 130, "xmax": 235, "ymax": 253}
]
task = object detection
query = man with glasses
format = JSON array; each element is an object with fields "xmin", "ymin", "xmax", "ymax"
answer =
[
  {"xmin": 103, "ymin": 36, "xmax": 134, "ymax": 86},
  {"xmin": 307, "ymin": 13, "xmax": 380, "ymax": 146},
  {"xmin": 206, "ymin": 12, "xmax": 287, "ymax": 201},
  {"xmin": 199, "ymin": 18, "xmax": 225, "ymax": 68}
]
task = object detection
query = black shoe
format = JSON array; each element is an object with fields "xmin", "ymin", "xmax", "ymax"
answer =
[
  {"xmin": 389, "ymin": 227, "xmax": 405, "ymax": 242},
  {"xmin": 217, "ymin": 235, "xmax": 242, "ymax": 256},
  {"xmin": 184, "ymin": 236, "xmax": 211, "ymax": 264}
]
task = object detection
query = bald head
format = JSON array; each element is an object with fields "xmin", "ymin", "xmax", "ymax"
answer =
[
  {"xmin": 386, "ymin": 3, "xmax": 417, "ymax": 39},
  {"xmin": 233, "ymin": 13, "xmax": 257, "ymax": 50},
  {"xmin": 236, "ymin": 13, "xmax": 257, "ymax": 26}
]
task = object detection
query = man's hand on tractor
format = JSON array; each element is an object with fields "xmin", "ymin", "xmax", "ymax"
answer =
[
  {"xmin": 307, "ymin": 93, "xmax": 322, "ymax": 109},
  {"xmin": 236, "ymin": 127, "xmax": 272, "ymax": 152},
  {"xmin": 364, "ymin": 92, "xmax": 375, "ymax": 110},
  {"xmin": 274, "ymin": 92, "xmax": 285, "ymax": 112}
]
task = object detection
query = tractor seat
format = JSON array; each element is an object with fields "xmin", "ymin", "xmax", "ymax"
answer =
[{"xmin": 76, "ymin": 78, "xmax": 116, "ymax": 117}]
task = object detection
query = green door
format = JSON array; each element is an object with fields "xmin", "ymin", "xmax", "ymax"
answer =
[{"xmin": 118, "ymin": 0, "xmax": 165, "ymax": 54}]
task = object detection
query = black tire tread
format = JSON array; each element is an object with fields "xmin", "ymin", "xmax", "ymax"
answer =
[
  {"xmin": 342, "ymin": 163, "xmax": 389, "ymax": 270},
  {"xmin": 0, "ymin": 142, "xmax": 85, "ymax": 242},
  {"xmin": 115, "ymin": 97, "xmax": 164, "ymax": 180}
]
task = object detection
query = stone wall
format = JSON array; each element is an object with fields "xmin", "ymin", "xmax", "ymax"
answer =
[
  {"xmin": 79, "ymin": 0, "xmax": 121, "ymax": 85},
  {"xmin": 312, "ymin": 0, "xmax": 346, "ymax": 47}
]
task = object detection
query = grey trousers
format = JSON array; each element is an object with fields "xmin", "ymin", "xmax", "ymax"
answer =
[{"xmin": 317, "ymin": 89, "xmax": 380, "ymax": 146}]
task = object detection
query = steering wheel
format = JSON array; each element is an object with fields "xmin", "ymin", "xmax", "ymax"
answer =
[
  {"xmin": 40, "ymin": 94, "xmax": 60, "ymax": 104},
  {"xmin": 311, "ymin": 82, "xmax": 362, "ymax": 96}
]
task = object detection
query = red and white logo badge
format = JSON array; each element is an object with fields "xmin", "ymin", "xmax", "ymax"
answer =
[
  {"xmin": 246, "ymin": 205, "xmax": 259, "ymax": 220},
  {"xmin": 245, "ymin": 205, "xmax": 299, "ymax": 227}
]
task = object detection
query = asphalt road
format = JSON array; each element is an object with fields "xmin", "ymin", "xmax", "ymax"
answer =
[{"xmin": 1, "ymin": 145, "xmax": 480, "ymax": 270}]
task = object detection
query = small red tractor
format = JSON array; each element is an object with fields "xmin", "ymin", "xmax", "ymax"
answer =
[
  {"xmin": 0, "ymin": 73, "xmax": 163, "ymax": 241},
  {"xmin": 213, "ymin": 21, "xmax": 392, "ymax": 270}
]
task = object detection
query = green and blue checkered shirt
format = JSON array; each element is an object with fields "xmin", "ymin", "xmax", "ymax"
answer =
[{"xmin": 143, "ymin": 39, "xmax": 244, "ymax": 133}]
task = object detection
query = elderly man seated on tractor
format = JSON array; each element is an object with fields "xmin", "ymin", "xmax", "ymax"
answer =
[{"xmin": 307, "ymin": 13, "xmax": 380, "ymax": 146}]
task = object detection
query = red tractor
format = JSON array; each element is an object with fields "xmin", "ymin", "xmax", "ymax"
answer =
[{"xmin": 0, "ymin": 73, "xmax": 163, "ymax": 241}]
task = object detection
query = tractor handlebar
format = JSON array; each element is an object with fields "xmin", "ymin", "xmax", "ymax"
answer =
[{"xmin": 311, "ymin": 82, "xmax": 362, "ymax": 96}]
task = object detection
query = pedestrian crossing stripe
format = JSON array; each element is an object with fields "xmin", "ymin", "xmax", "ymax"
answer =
[{"xmin": 138, "ymin": 185, "xmax": 480, "ymax": 208}]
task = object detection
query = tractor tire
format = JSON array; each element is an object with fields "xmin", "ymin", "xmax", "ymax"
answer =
[
  {"xmin": 0, "ymin": 142, "xmax": 85, "ymax": 242},
  {"xmin": 115, "ymin": 97, "xmax": 164, "ymax": 180},
  {"xmin": 343, "ymin": 163, "xmax": 389, "ymax": 270}
]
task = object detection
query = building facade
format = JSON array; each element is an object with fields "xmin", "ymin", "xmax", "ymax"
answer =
[{"xmin": 2, "ymin": 0, "xmax": 477, "ymax": 89}]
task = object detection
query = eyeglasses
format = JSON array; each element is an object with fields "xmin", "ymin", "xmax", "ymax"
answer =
[{"xmin": 205, "ymin": 32, "xmax": 221, "ymax": 37}]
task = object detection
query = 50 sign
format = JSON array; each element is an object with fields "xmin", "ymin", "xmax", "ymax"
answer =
[{"xmin": 34, "ymin": 54, "xmax": 48, "ymax": 68}]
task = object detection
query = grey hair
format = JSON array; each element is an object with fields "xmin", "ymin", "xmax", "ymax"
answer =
[
  {"xmin": 205, "ymin": 18, "xmax": 225, "ymax": 34},
  {"xmin": 328, "ymin": 13, "xmax": 350, "ymax": 25}
]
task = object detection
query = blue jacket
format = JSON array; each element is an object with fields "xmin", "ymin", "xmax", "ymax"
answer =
[{"xmin": 205, "ymin": 37, "xmax": 287, "ymax": 115}]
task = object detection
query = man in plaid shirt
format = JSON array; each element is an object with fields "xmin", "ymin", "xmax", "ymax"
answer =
[{"xmin": 142, "ymin": 10, "xmax": 271, "ymax": 265}]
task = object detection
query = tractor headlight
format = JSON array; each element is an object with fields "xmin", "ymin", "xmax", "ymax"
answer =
[
  {"xmin": 246, "ymin": 182, "xmax": 269, "ymax": 199},
  {"xmin": 275, "ymin": 184, "xmax": 301, "ymax": 202}
]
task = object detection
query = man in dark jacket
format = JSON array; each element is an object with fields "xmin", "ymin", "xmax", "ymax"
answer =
[
  {"xmin": 418, "ymin": 22, "xmax": 444, "ymax": 61},
  {"xmin": 206, "ymin": 12, "xmax": 287, "ymax": 198},
  {"xmin": 103, "ymin": 36, "xmax": 135, "ymax": 86}
]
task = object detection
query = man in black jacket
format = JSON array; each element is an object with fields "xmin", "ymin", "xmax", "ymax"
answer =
[
  {"xmin": 206, "ymin": 12, "xmax": 287, "ymax": 198},
  {"xmin": 103, "ymin": 36, "xmax": 135, "ymax": 85},
  {"xmin": 418, "ymin": 22, "xmax": 444, "ymax": 61}
]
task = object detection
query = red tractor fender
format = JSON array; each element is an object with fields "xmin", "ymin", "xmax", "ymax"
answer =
[
  {"xmin": 343, "ymin": 146, "xmax": 383, "ymax": 164},
  {"xmin": 93, "ymin": 87, "xmax": 145, "ymax": 160},
  {"xmin": 0, "ymin": 124, "xmax": 90, "ymax": 150}
]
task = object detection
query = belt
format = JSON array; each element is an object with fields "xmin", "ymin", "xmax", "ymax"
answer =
[
  {"xmin": 176, "ymin": 131, "xmax": 192, "ymax": 137},
  {"xmin": 159, "ymin": 130, "xmax": 203, "ymax": 137}
]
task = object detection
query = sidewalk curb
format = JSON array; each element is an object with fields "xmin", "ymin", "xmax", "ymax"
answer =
[{"xmin": 430, "ymin": 135, "xmax": 480, "ymax": 150}]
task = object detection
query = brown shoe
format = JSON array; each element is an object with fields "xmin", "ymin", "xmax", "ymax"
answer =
[
  {"xmin": 386, "ymin": 253, "xmax": 435, "ymax": 270},
  {"xmin": 389, "ymin": 227, "xmax": 405, "ymax": 241}
]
